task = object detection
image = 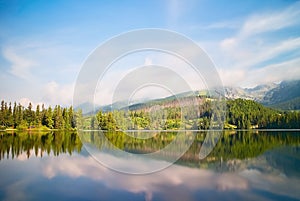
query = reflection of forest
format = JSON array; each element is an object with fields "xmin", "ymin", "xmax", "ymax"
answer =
[
  {"xmin": 1, "ymin": 130, "xmax": 300, "ymax": 168},
  {"xmin": 80, "ymin": 130, "xmax": 300, "ymax": 164},
  {"xmin": 0, "ymin": 131, "xmax": 82, "ymax": 160}
]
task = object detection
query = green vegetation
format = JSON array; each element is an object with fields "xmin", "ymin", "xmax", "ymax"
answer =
[
  {"xmin": 1, "ymin": 98, "xmax": 299, "ymax": 131},
  {"xmin": 78, "ymin": 130, "xmax": 300, "ymax": 166},
  {"xmin": 0, "ymin": 100, "xmax": 79, "ymax": 130},
  {"xmin": 0, "ymin": 131, "xmax": 82, "ymax": 160},
  {"xmin": 227, "ymin": 99, "xmax": 300, "ymax": 129},
  {"xmin": 1, "ymin": 130, "xmax": 300, "ymax": 168},
  {"xmin": 205, "ymin": 131, "xmax": 300, "ymax": 161},
  {"xmin": 269, "ymin": 97, "xmax": 300, "ymax": 110},
  {"xmin": 84, "ymin": 98, "xmax": 299, "ymax": 130}
]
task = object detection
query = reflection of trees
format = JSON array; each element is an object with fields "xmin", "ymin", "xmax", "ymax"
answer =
[
  {"xmin": 207, "ymin": 131, "xmax": 300, "ymax": 161},
  {"xmin": 81, "ymin": 130, "xmax": 300, "ymax": 165},
  {"xmin": 0, "ymin": 131, "xmax": 82, "ymax": 160},
  {"xmin": 81, "ymin": 131, "xmax": 178, "ymax": 153}
]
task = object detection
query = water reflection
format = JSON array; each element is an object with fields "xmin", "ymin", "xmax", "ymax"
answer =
[
  {"xmin": 0, "ymin": 131, "xmax": 82, "ymax": 160},
  {"xmin": 79, "ymin": 130, "xmax": 300, "ymax": 172},
  {"xmin": 0, "ymin": 130, "xmax": 300, "ymax": 201}
]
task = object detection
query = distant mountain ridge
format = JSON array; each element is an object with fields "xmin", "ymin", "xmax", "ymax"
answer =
[
  {"xmin": 76, "ymin": 79, "xmax": 300, "ymax": 114},
  {"xmin": 224, "ymin": 80, "xmax": 300, "ymax": 110}
]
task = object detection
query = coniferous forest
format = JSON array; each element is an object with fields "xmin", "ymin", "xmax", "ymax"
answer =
[
  {"xmin": 90, "ymin": 98, "xmax": 300, "ymax": 130},
  {"xmin": 0, "ymin": 100, "xmax": 79, "ymax": 130},
  {"xmin": 0, "ymin": 98, "xmax": 299, "ymax": 131}
]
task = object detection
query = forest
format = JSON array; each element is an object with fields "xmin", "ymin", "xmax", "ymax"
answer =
[
  {"xmin": 0, "ymin": 100, "xmax": 79, "ymax": 130},
  {"xmin": 0, "ymin": 98, "xmax": 299, "ymax": 130},
  {"xmin": 87, "ymin": 98, "xmax": 300, "ymax": 130}
]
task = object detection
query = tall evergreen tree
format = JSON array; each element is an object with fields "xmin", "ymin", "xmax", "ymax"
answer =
[{"xmin": 35, "ymin": 104, "xmax": 41, "ymax": 127}]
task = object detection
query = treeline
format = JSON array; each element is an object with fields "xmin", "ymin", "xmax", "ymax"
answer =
[
  {"xmin": 0, "ymin": 100, "xmax": 80, "ymax": 130},
  {"xmin": 89, "ymin": 107, "xmax": 186, "ymax": 131},
  {"xmin": 88, "ymin": 98, "xmax": 299, "ymax": 130},
  {"xmin": 2, "ymin": 98, "xmax": 299, "ymax": 131},
  {"xmin": 227, "ymin": 99, "xmax": 300, "ymax": 129}
]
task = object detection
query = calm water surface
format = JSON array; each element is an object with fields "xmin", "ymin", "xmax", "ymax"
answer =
[{"xmin": 0, "ymin": 130, "xmax": 300, "ymax": 201}]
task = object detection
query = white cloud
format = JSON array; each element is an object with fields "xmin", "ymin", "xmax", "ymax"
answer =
[
  {"xmin": 1, "ymin": 38, "xmax": 84, "ymax": 106},
  {"xmin": 218, "ymin": 56, "xmax": 300, "ymax": 88},
  {"xmin": 194, "ymin": 20, "xmax": 240, "ymax": 31},
  {"xmin": 2, "ymin": 47, "xmax": 36, "ymax": 80},
  {"xmin": 240, "ymin": 3, "xmax": 300, "ymax": 37},
  {"xmin": 227, "ymin": 37, "xmax": 300, "ymax": 70},
  {"xmin": 213, "ymin": 2, "xmax": 300, "ymax": 86},
  {"xmin": 19, "ymin": 98, "xmax": 32, "ymax": 108},
  {"xmin": 42, "ymin": 81, "xmax": 74, "ymax": 106},
  {"xmin": 246, "ymin": 57, "xmax": 300, "ymax": 86},
  {"xmin": 42, "ymin": 154, "xmax": 249, "ymax": 195}
]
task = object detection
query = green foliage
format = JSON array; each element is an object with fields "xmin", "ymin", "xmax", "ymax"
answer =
[
  {"xmin": 1, "ymin": 98, "xmax": 299, "ymax": 131},
  {"xmin": 0, "ymin": 100, "xmax": 79, "ymax": 130},
  {"xmin": 0, "ymin": 131, "xmax": 82, "ymax": 160},
  {"xmin": 227, "ymin": 99, "xmax": 300, "ymax": 129},
  {"xmin": 79, "ymin": 130, "xmax": 300, "ymax": 166},
  {"xmin": 96, "ymin": 111, "xmax": 117, "ymax": 131},
  {"xmin": 88, "ymin": 98, "xmax": 298, "ymax": 131}
]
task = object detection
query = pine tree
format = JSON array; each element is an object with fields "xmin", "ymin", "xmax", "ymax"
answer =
[
  {"xmin": 17, "ymin": 103, "xmax": 23, "ymax": 127},
  {"xmin": 12, "ymin": 102, "xmax": 18, "ymax": 128},
  {"xmin": 35, "ymin": 104, "xmax": 41, "ymax": 127},
  {"xmin": 68, "ymin": 106, "xmax": 76, "ymax": 128},
  {"xmin": 25, "ymin": 102, "xmax": 35, "ymax": 127},
  {"xmin": 62, "ymin": 107, "xmax": 70, "ymax": 129},
  {"xmin": 0, "ymin": 100, "xmax": 5, "ymax": 128},
  {"xmin": 7, "ymin": 102, "xmax": 13, "ymax": 127},
  {"xmin": 45, "ymin": 107, "xmax": 53, "ymax": 129},
  {"xmin": 53, "ymin": 105, "xmax": 64, "ymax": 129}
]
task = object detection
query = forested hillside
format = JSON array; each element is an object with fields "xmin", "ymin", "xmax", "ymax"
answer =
[
  {"xmin": 227, "ymin": 99, "xmax": 299, "ymax": 129},
  {"xmin": 88, "ymin": 98, "xmax": 300, "ymax": 130}
]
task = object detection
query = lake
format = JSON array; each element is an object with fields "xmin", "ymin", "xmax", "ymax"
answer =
[{"xmin": 0, "ymin": 130, "xmax": 300, "ymax": 201}]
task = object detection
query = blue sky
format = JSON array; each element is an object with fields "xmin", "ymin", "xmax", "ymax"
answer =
[{"xmin": 1, "ymin": 0, "xmax": 300, "ymax": 106}]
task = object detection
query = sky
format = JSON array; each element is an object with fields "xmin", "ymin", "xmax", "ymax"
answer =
[{"xmin": 0, "ymin": 0, "xmax": 300, "ymax": 107}]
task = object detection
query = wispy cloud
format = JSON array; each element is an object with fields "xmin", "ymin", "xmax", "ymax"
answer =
[
  {"xmin": 214, "ymin": 2, "xmax": 300, "ymax": 86},
  {"xmin": 2, "ymin": 47, "xmax": 36, "ymax": 80},
  {"xmin": 240, "ymin": 3, "xmax": 300, "ymax": 37},
  {"xmin": 195, "ymin": 20, "xmax": 240, "ymax": 31},
  {"xmin": 221, "ymin": 37, "xmax": 300, "ymax": 70},
  {"xmin": 1, "ymin": 37, "xmax": 84, "ymax": 106}
]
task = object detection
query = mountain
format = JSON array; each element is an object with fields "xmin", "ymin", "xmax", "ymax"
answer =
[
  {"xmin": 224, "ymin": 83, "xmax": 277, "ymax": 102},
  {"xmin": 244, "ymin": 83, "xmax": 278, "ymax": 102},
  {"xmin": 224, "ymin": 80, "xmax": 300, "ymax": 110},
  {"xmin": 76, "ymin": 80, "xmax": 300, "ymax": 114},
  {"xmin": 261, "ymin": 80, "xmax": 300, "ymax": 110}
]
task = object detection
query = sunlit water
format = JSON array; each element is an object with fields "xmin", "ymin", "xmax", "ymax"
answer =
[{"xmin": 0, "ymin": 130, "xmax": 300, "ymax": 201}]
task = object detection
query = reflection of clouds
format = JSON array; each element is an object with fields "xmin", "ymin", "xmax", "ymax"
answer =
[
  {"xmin": 241, "ymin": 169, "xmax": 300, "ymax": 199},
  {"xmin": 40, "ymin": 152, "xmax": 300, "ymax": 200},
  {"xmin": 3, "ymin": 180, "xmax": 30, "ymax": 201},
  {"xmin": 16, "ymin": 148, "xmax": 45, "ymax": 161},
  {"xmin": 2, "ymin": 151, "xmax": 300, "ymax": 201},
  {"xmin": 42, "ymin": 154, "xmax": 249, "ymax": 200},
  {"xmin": 16, "ymin": 152, "xmax": 29, "ymax": 161}
]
